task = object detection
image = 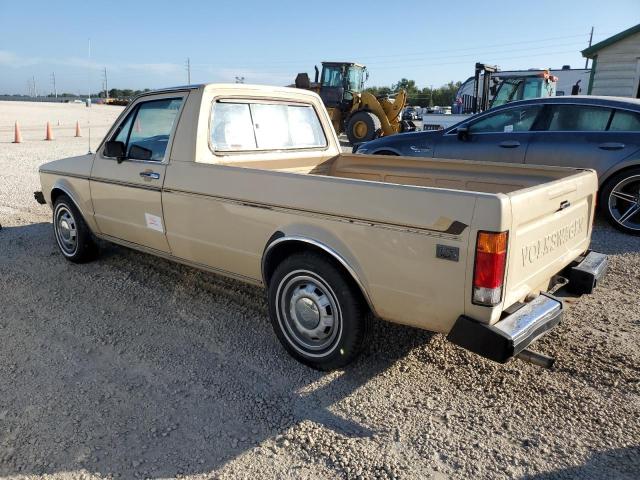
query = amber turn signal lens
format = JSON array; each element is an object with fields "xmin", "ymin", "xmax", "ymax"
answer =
[{"xmin": 476, "ymin": 231, "xmax": 508, "ymax": 254}]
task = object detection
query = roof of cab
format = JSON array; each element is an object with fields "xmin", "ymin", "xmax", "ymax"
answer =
[{"xmin": 141, "ymin": 83, "xmax": 318, "ymax": 97}]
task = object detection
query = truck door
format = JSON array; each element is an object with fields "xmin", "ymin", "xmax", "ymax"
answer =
[
  {"xmin": 90, "ymin": 94, "xmax": 185, "ymax": 252},
  {"xmin": 433, "ymin": 104, "xmax": 543, "ymax": 163}
]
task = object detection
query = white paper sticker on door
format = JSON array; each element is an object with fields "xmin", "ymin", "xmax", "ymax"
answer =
[{"xmin": 145, "ymin": 213, "xmax": 164, "ymax": 233}]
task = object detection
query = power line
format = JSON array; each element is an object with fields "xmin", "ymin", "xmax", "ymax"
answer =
[{"xmin": 191, "ymin": 30, "xmax": 614, "ymax": 68}]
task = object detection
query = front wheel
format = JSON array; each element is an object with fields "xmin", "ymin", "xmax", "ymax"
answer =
[
  {"xmin": 600, "ymin": 168, "xmax": 640, "ymax": 235},
  {"xmin": 346, "ymin": 111, "xmax": 381, "ymax": 144},
  {"xmin": 53, "ymin": 194, "xmax": 98, "ymax": 262},
  {"xmin": 268, "ymin": 252, "xmax": 371, "ymax": 370}
]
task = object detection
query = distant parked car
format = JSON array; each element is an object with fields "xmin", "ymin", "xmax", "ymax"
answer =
[
  {"xmin": 402, "ymin": 107, "xmax": 418, "ymax": 121},
  {"xmin": 355, "ymin": 96, "xmax": 640, "ymax": 235}
]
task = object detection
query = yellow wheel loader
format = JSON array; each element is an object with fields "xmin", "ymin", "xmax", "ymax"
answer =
[{"xmin": 294, "ymin": 62, "xmax": 415, "ymax": 144}]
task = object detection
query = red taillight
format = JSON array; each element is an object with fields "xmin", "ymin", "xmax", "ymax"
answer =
[{"xmin": 473, "ymin": 231, "xmax": 508, "ymax": 306}]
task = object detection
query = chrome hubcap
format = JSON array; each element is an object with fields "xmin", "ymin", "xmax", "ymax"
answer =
[
  {"xmin": 609, "ymin": 175, "xmax": 640, "ymax": 231},
  {"xmin": 55, "ymin": 206, "xmax": 77, "ymax": 254},
  {"xmin": 278, "ymin": 272, "xmax": 341, "ymax": 355}
]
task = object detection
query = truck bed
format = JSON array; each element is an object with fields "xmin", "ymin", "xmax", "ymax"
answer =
[
  {"xmin": 220, "ymin": 153, "xmax": 585, "ymax": 195},
  {"xmin": 213, "ymin": 153, "xmax": 596, "ymax": 324}
]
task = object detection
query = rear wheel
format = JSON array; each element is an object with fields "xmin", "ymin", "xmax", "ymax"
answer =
[
  {"xmin": 53, "ymin": 194, "xmax": 98, "ymax": 262},
  {"xmin": 268, "ymin": 251, "xmax": 371, "ymax": 370},
  {"xmin": 600, "ymin": 168, "xmax": 640, "ymax": 235},
  {"xmin": 346, "ymin": 111, "xmax": 381, "ymax": 144}
]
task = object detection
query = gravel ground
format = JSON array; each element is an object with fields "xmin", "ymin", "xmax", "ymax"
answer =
[{"xmin": 0, "ymin": 101, "xmax": 639, "ymax": 480}]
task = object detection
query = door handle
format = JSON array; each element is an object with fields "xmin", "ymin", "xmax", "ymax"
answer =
[
  {"xmin": 598, "ymin": 142, "xmax": 625, "ymax": 151},
  {"xmin": 140, "ymin": 171, "xmax": 160, "ymax": 180},
  {"xmin": 499, "ymin": 140, "xmax": 521, "ymax": 148}
]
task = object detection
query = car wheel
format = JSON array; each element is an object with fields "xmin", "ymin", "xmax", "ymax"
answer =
[
  {"xmin": 600, "ymin": 168, "xmax": 640, "ymax": 235},
  {"xmin": 268, "ymin": 251, "xmax": 372, "ymax": 370},
  {"xmin": 53, "ymin": 194, "xmax": 99, "ymax": 262}
]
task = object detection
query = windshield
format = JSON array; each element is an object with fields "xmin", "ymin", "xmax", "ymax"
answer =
[
  {"xmin": 346, "ymin": 66, "xmax": 365, "ymax": 92},
  {"xmin": 321, "ymin": 65, "xmax": 365, "ymax": 92},
  {"xmin": 491, "ymin": 78, "xmax": 524, "ymax": 107}
]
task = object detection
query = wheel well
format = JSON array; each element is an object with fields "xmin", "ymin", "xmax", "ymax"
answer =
[
  {"xmin": 50, "ymin": 188, "xmax": 67, "ymax": 204},
  {"xmin": 599, "ymin": 164, "xmax": 640, "ymax": 200},
  {"xmin": 262, "ymin": 238, "xmax": 372, "ymax": 313}
]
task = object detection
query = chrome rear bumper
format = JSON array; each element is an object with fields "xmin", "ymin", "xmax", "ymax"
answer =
[
  {"xmin": 447, "ymin": 250, "xmax": 607, "ymax": 364},
  {"xmin": 448, "ymin": 293, "xmax": 563, "ymax": 363}
]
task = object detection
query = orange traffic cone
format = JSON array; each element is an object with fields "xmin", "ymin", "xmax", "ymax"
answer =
[
  {"xmin": 13, "ymin": 121, "xmax": 22, "ymax": 143},
  {"xmin": 45, "ymin": 121, "xmax": 53, "ymax": 141},
  {"xmin": 75, "ymin": 121, "xmax": 82, "ymax": 137}
]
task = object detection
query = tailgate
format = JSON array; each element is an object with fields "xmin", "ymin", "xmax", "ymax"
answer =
[{"xmin": 503, "ymin": 170, "xmax": 597, "ymax": 307}]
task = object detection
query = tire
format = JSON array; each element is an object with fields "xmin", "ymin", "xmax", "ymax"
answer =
[
  {"xmin": 346, "ymin": 111, "xmax": 381, "ymax": 144},
  {"xmin": 53, "ymin": 194, "xmax": 99, "ymax": 262},
  {"xmin": 268, "ymin": 251, "xmax": 372, "ymax": 371},
  {"xmin": 599, "ymin": 167, "xmax": 640, "ymax": 235}
]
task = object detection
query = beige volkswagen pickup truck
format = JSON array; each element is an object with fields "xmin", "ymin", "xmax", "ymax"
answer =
[{"xmin": 35, "ymin": 83, "xmax": 607, "ymax": 370}]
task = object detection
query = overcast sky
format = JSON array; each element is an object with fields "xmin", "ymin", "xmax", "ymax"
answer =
[{"xmin": 0, "ymin": 0, "xmax": 638, "ymax": 95}]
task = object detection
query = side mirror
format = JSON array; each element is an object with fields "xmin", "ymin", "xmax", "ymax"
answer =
[
  {"xmin": 457, "ymin": 126, "xmax": 470, "ymax": 141},
  {"xmin": 104, "ymin": 140, "xmax": 126, "ymax": 163},
  {"xmin": 129, "ymin": 144, "xmax": 153, "ymax": 161}
]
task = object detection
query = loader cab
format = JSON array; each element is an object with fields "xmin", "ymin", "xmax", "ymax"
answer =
[
  {"xmin": 319, "ymin": 62, "xmax": 367, "ymax": 110},
  {"xmin": 491, "ymin": 72, "xmax": 558, "ymax": 108}
]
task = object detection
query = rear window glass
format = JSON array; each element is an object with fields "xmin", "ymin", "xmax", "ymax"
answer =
[
  {"xmin": 609, "ymin": 110, "xmax": 640, "ymax": 132},
  {"xmin": 546, "ymin": 105, "xmax": 611, "ymax": 131},
  {"xmin": 211, "ymin": 101, "xmax": 326, "ymax": 151}
]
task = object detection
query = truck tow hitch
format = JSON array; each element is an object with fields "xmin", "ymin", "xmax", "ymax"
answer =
[{"xmin": 516, "ymin": 349, "xmax": 555, "ymax": 369}]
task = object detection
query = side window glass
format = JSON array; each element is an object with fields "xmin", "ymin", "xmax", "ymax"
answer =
[
  {"xmin": 609, "ymin": 110, "xmax": 640, "ymax": 131},
  {"xmin": 546, "ymin": 105, "xmax": 611, "ymax": 131},
  {"xmin": 211, "ymin": 103, "xmax": 257, "ymax": 151},
  {"xmin": 127, "ymin": 98, "xmax": 183, "ymax": 161},
  {"xmin": 108, "ymin": 97, "xmax": 183, "ymax": 161},
  {"xmin": 468, "ymin": 106, "xmax": 542, "ymax": 133}
]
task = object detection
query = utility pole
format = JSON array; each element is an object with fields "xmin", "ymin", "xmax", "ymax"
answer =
[
  {"xmin": 186, "ymin": 58, "xmax": 191, "ymax": 84},
  {"xmin": 51, "ymin": 72, "xmax": 57, "ymax": 99},
  {"xmin": 585, "ymin": 26, "xmax": 594, "ymax": 69},
  {"xmin": 103, "ymin": 67, "xmax": 109, "ymax": 98},
  {"xmin": 32, "ymin": 76, "xmax": 38, "ymax": 98}
]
